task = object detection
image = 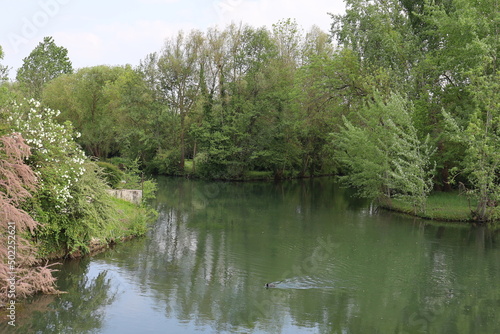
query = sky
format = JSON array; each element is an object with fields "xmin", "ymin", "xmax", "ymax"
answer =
[{"xmin": 0, "ymin": 0, "xmax": 346, "ymax": 79}]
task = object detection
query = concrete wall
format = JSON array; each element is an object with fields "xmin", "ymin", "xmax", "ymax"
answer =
[{"xmin": 107, "ymin": 189, "xmax": 142, "ymax": 205}]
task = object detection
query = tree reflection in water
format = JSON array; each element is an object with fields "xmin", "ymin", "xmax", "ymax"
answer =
[
  {"xmin": 4, "ymin": 178, "xmax": 500, "ymax": 333},
  {"xmin": 15, "ymin": 258, "xmax": 116, "ymax": 334}
]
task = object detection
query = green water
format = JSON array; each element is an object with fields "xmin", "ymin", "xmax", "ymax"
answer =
[{"xmin": 4, "ymin": 177, "xmax": 500, "ymax": 333}]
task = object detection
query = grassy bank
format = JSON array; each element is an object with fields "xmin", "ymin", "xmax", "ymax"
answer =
[
  {"xmin": 384, "ymin": 191, "xmax": 475, "ymax": 222},
  {"xmin": 73, "ymin": 197, "xmax": 154, "ymax": 258},
  {"xmin": 41, "ymin": 197, "xmax": 156, "ymax": 260}
]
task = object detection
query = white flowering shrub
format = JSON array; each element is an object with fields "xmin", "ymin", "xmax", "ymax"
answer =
[
  {"xmin": 5, "ymin": 98, "xmax": 153, "ymax": 255},
  {"xmin": 6, "ymin": 99, "xmax": 109, "ymax": 254},
  {"xmin": 7, "ymin": 98, "xmax": 86, "ymax": 209}
]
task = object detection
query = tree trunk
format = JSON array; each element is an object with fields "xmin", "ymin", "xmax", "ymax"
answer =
[{"xmin": 179, "ymin": 111, "xmax": 185, "ymax": 171}]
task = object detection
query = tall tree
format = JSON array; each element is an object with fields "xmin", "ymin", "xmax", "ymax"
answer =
[
  {"xmin": 438, "ymin": 0, "xmax": 500, "ymax": 221},
  {"xmin": 0, "ymin": 46, "xmax": 10, "ymax": 122},
  {"xmin": 16, "ymin": 36, "xmax": 72, "ymax": 99},
  {"xmin": 157, "ymin": 30, "xmax": 205, "ymax": 170},
  {"xmin": 330, "ymin": 0, "xmax": 420, "ymax": 91}
]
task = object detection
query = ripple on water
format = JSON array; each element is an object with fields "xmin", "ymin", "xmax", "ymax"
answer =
[{"xmin": 267, "ymin": 275, "xmax": 338, "ymax": 291}]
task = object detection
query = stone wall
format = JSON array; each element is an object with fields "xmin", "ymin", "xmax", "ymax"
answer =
[{"xmin": 107, "ymin": 189, "xmax": 142, "ymax": 205}]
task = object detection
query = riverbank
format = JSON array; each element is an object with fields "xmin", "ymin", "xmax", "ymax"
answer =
[
  {"xmin": 183, "ymin": 159, "xmax": 335, "ymax": 181},
  {"xmin": 0, "ymin": 197, "xmax": 156, "ymax": 313},
  {"xmin": 381, "ymin": 191, "xmax": 475, "ymax": 222},
  {"xmin": 41, "ymin": 196, "xmax": 156, "ymax": 260}
]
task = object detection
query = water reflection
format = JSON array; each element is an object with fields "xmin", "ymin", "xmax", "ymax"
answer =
[
  {"xmin": 7, "ymin": 178, "xmax": 500, "ymax": 333},
  {"xmin": 11, "ymin": 259, "xmax": 117, "ymax": 334}
]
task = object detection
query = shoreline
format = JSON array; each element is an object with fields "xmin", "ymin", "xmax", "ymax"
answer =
[{"xmin": 0, "ymin": 234, "xmax": 144, "ymax": 311}]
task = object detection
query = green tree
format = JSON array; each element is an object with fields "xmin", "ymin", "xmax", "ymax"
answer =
[
  {"xmin": 294, "ymin": 37, "xmax": 361, "ymax": 176},
  {"xmin": 330, "ymin": 0, "xmax": 420, "ymax": 91},
  {"xmin": 0, "ymin": 46, "xmax": 11, "ymax": 129},
  {"xmin": 16, "ymin": 36, "xmax": 72, "ymax": 99},
  {"xmin": 426, "ymin": 0, "xmax": 500, "ymax": 221},
  {"xmin": 43, "ymin": 65, "xmax": 126, "ymax": 158},
  {"xmin": 137, "ymin": 53, "xmax": 183, "ymax": 173},
  {"xmin": 444, "ymin": 72, "xmax": 500, "ymax": 222},
  {"xmin": 157, "ymin": 30, "xmax": 205, "ymax": 170},
  {"xmin": 109, "ymin": 66, "xmax": 162, "ymax": 162},
  {"xmin": 335, "ymin": 93, "xmax": 435, "ymax": 213}
]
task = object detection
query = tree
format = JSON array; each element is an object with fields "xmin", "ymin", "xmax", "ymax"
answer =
[
  {"xmin": 43, "ymin": 66, "xmax": 125, "ymax": 158},
  {"xmin": 294, "ymin": 35, "xmax": 361, "ymax": 176},
  {"xmin": 335, "ymin": 93, "xmax": 435, "ymax": 213},
  {"xmin": 427, "ymin": 0, "xmax": 500, "ymax": 221},
  {"xmin": 330, "ymin": 0, "xmax": 420, "ymax": 91},
  {"xmin": 444, "ymin": 72, "xmax": 500, "ymax": 221},
  {"xmin": 108, "ymin": 65, "xmax": 175, "ymax": 165},
  {"xmin": 272, "ymin": 19, "xmax": 303, "ymax": 67},
  {"xmin": 16, "ymin": 36, "xmax": 72, "ymax": 99},
  {"xmin": 157, "ymin": 30, "xmax": 205, "ymax": 170},
  {"xmin": 0, "ymin": 46, "xmax": 11, "ymax": 122},
  {"xmin": 0, "ymin": 133, "xmax": 58, "ymax": 302},
  {"xmin": 137, "ymin": 54, "xmax": 183, "ymax": 173}
]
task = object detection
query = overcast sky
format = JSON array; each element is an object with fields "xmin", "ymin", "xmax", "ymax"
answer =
[{"xmin": 0, "ymin": 0, "xmax": 345, "ymax": 78}]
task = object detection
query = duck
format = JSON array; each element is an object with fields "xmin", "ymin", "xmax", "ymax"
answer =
[{"xmin": 265, "ymin": 283, "xmax": 276, "ymax": 288}]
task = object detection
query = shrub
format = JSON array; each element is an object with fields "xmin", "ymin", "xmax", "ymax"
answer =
[
  {"xmin": 96, "ymin": 161, "xmax": 124, "ymax": 188},
  {"xmin": 0, "ymin": 134, "xmax": 58, "ymax": 302},
  {"xmin": 148, "ymin": 149, "xmax": 182, "ymax": 176}
]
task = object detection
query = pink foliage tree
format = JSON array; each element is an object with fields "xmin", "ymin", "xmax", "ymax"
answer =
[{"xmin": 0, "ymin": 133, "xmax": 58, "ymax": 304}]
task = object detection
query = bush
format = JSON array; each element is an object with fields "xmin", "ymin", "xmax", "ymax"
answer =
[
  {"xmin": 96, "ymin": 161, "xmax": 124, "ymax": 188},
  {"xmin": 148, "ymin": 149, "xmax": 182, "ymax": 175},
  {"xmin": 0, "ymin": 134, "xmax": 58, "ymax": 302}
]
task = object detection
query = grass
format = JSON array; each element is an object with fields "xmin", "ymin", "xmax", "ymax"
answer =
[
  {"xmin": 386, "ymin": 191, "xmax": 475, "ymax": 222},
  {"xmin": 244, "ymin": 170, "xmax": 274, "ymax": 180},
  {"xmin": 109, "ymin": 197, "xmax": 155, "ymax": 239}
]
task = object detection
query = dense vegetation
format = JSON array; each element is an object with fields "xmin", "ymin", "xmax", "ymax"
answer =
[
  {"xmin": 0, "ymin": 47, "xmax": 156, "ymax": 302},
  {"xmin": 5, "ymin": 0, "xmax": 500, "ymax": 220},
  {"xmin": 1, "ymin": 0, "xmax": 500, "ymax": 300}
]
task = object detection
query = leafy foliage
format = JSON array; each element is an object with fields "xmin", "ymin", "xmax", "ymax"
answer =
[
  {"xmin": 7, "ymin": 99, "xmax": 86, "ymax": 209},
  {"xmin": 5, "ymin": 99, "xmax": 152, "ymax": 256},
  {"xmin": 0, "ymin": 133, "xmax": 58, "ymax": 302},
  {"xmin": 335, "ymin": 94, "xmax": 435, "ymax": 214},
  {"xmin": 96, "ymin": 161, "xmax": 125, "ymax": 188},
  {"xmin": 7, "ymin": 2, "xmax": 499, "ymax": 222},
  {"xmin": 16, "ymin": 37, "xmax": 72, "ymax": 100},
  {"xmin": 0, "ymin": 45, "xmax": 8, "ymax": 82}
]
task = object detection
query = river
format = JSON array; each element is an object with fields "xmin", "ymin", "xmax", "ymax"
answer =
[{"xmin": 4, "ymin": 177, "xmax": 500, "ymax": 333}]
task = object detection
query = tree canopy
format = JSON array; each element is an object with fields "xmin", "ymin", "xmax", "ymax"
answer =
[
  {"xmin": 3, "ymin": 0, "xmax": 500, "ymax": 221},
  {"xmin": 16, "ymin": 36, "xmax": 73, "ymax": 100}
]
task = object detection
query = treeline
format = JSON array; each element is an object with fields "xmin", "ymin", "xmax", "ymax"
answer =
[
  {"xmin": 34, "ymin": 21, "xmax": 341, "ymax": 180},
  {"xmin": 1, "ymin": 0, "xmax": 499, "ymax": 222}
]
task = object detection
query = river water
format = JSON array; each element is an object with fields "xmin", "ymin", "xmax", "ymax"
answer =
[{"xmin": 4, "ymin": 177, "xmax": 500, "ymax": 333}]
